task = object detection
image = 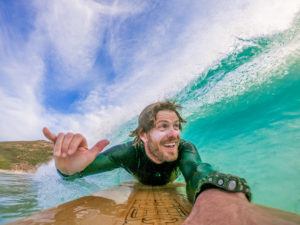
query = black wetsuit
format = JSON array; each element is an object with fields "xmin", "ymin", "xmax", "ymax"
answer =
[{"xmin": 59, "ymin": 140, "xmax": 251, "ymax": 203}]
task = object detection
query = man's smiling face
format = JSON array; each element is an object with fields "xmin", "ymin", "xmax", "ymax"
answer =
[{"xmin": 140, "ymin": 110, "xmax": 181, "ymax": 164}]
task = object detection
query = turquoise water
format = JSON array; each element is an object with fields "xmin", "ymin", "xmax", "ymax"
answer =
[
  {"xmin": 181, "ymin": 46, "xmax": 300, "ymax": 213},
  {"xmin": 178, "ymin": 18, "xmax": 300, "ymax": 212},
  {"xmin": 1, "ymin": 12, "xmax": 300, "ymax": 225},
  {"xmin": 0, "ymin": 173, "xmax": 39, "ymax": 224}
]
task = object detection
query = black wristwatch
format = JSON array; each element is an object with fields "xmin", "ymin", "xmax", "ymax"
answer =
[{"xmin": 196, "ymin": 172, "xmax": 252, "ymax": 201}]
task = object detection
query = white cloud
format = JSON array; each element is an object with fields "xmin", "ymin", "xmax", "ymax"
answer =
[
  {"xmin": 0, "ymin": 0, "xmax": 142, "ymax": 141},
  {"xmin": 0, "ymin": 51, "xmax": 45, "ymax": 140},
  {"xmin": 32, "ymin": 0, "xmax": 146, "ymax": 89},
  {"xmin": 33, "ymin": 0, "xmax": 105, "ymax": 88}
]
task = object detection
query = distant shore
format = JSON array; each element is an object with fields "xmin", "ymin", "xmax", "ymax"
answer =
[{"xmin": 0, "ymin": 140, "xmax": 53, "ymax": 173}]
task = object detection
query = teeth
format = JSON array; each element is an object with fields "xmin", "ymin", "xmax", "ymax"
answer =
[{"xmin": 164, "ymin": 143, "xmax": 176, "ymax": 147}]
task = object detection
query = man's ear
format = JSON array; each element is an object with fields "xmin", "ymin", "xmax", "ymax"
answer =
[{"xmin": 139, "ymin": 131, "xmax": 148, "ymax": 144}]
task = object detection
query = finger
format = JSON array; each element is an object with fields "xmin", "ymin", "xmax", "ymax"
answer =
[
  {"xmin": 61, "ymin": 133, "xmax": 74, "ymax": 157},
  {"xmin": 68, "ymin": 133, "xmax": 87, "ymax": 155},
  {"xmin": 42, "ymin": 127, "xmax": 57, "ymax": 142},
  {"xmin": 54, "ymin": 133, "xmax": 64, "ymax": 157},
  {"xmin": 89, "ymin": 139, "xmax": 110, "ymax": 158}
]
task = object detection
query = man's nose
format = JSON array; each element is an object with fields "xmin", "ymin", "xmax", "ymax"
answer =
[{"xmin": 167, "ymin": 128, "xmax": 180, "ymax": 138}]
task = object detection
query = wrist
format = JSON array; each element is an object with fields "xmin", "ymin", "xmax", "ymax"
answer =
[
  {"xmin": 55, "ymin": 162, "xmax": 76, "ymax": 176},
  {"xmin": 195, "ymin": 172, "xmax": 252, "ymax": 202},
  {"xmin": 196, "ymin": 188, "xmax": 248, "ymax": 205},
  {"xmin": 184, "ymin": 188, "xmax": 252, "ymax": 225}
]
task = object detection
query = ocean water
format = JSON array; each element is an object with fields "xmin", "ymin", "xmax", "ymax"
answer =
[
  {"xmin": 179, "ymin": 26, "xmax": 300, "ymax": 212},
  {"xmin": 1, "ymin": 8, "xmax": 300, "ymax": 225}
]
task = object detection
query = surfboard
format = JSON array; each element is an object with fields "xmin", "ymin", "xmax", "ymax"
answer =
[
  {"xmin": 7, "ymin": 182, "xmax": 192, "ymax": 225},
  {"xmin": 7, "ymin": 182, "xmax": 300, "ymax": 225}
]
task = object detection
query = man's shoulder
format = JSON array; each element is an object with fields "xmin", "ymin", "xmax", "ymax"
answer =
[
  {"xmin": 179, "ymin": 139, "xmax": 198, "ymax": 153},
  {"xmin": 103, "ymin": 141, "xmax": 136, "ymax": 154},
  {"xmin": 179, "ymin": 139, "xmax": 196, "ymax": 148},
  {"xmin": 101, "ymin": 141, "xmax": 140, "ymax": 164}
]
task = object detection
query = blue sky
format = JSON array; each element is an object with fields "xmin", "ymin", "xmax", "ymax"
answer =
[{"xmin": 0, "ymin": 0, "xmax": 299, "ymax": 142}]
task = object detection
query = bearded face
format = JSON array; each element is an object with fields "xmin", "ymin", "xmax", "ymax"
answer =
[{"xmin": 140, "ymin": 110, "xmax": 180, "ymax": 164}]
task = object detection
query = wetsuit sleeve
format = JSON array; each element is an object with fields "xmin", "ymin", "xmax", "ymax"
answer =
[
  {"xmin": 179, "ymin": 141, "xmax": 251, "ymax": 203},
  {"xmin": 58, "ymin": 142, "xmax": 134, "ymax": 179}
]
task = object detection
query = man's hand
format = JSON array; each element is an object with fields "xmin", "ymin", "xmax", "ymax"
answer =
[
  {"xmin": 42, "ymin": 127, "xmax": 109, "ymax": 175},
  {"xmin": 183, "ymin": 189, "xmax": 299, "ymax": 225}
]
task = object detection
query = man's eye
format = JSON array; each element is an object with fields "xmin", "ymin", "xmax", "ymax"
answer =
[
  {"xmin": 158, "ymin": 123, "xmax": 169, "ymax": 130},
  {"xmin": 162, "ymin": 124, "xmax": 169, "ymax": 128},
  {"xmin": 174, "ymin": 124, "xmax": 180, "ymax": 130}
]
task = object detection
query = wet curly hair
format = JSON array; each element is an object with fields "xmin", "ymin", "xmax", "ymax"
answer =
[{"xmin": 130, "ymin": 101, "xmax": 186, "ymax": 145}]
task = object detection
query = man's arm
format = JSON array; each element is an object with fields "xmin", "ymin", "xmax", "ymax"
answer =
[
  {"xmin": 178, "ymin": 140, "xmax": 251, "ymax": 203},
  {"xmin": 42, "ymin": 127, "xmax": 133, "ymax": 179},
  {"xmin": 184, "ymin": 189, "xmax": 300, "ymax": 225},
  {"xmin": 183, "ymin": 189, "xmax": 250, "ymax": 225},
  {"xmin": 43, "ymin": 127, "xmax": 110, "ymax": 176},
  {"xmin": 73, "ymin": 142, "xmax": 136, "ymax": 178}
]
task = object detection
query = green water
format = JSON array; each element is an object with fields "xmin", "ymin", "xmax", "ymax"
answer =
[
  {"xmin": 176, "ymin": 22, "xmax": 300, "ymax": 212},
  {"xmin": 181, "ymin": 62, "xmax": 300, "ymax": 212},
  {"xmin": 0, "ymin": 172, "xmax": 39, "ymax": 224}
]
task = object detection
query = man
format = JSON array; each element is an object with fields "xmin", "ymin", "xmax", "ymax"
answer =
[{"xmin": 43, "ymin": 101, "xmax": 296, "ymax": 225}]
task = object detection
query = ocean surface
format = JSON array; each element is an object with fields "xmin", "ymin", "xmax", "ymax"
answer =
[{"xmin": 1, "ymin": 10, "xmax": 300, "ymax": 225}]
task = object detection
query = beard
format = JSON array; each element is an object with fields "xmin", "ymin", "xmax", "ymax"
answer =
[{"xmin": 146, "ymin": 135, "xmax": 179, "ymax": 163}]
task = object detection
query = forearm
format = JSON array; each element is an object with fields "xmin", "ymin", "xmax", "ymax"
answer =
[
  {"xmin": 179, "ymin": 141, "xmax": 251, "ymax": 203},
  {"xmin": 184, "ymin": 166, "xmax": 252, "ymax": 203},
  {"xmin": 183, "ymin": 189, "xmax": 250, "ymax": 225},
  {"xmin": 80, "ymin": 153, "xmax": 119, "ymax": 175},
  {"xmin": 57, "ymin": 153, "xmax": 118, "ymax": 179},
  {"xmin": 183, "ymin": 189, "xmax": 300, "ymax": 225}
]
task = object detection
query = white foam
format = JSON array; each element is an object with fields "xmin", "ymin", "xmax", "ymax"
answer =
[{"xmin": 181, "ymin": 29, "xmax": 300, "ymax": 117}]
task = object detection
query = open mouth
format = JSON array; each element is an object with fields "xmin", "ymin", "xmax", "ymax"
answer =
[{"xmin": 163, "ymin": 142, "xmax": 176, "ymax": 148}]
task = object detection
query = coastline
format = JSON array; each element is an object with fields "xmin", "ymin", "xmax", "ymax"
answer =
[{"xmin": 0, "ymin": 140, "xmax": 53, "ymax": 173}]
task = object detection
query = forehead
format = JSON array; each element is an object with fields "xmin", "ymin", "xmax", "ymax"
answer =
[{"xmin": 155, "ymin": 110, "xmax": 179, "ymax": 122}]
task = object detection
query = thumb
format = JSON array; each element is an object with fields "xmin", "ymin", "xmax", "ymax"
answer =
[
  {"xmin": 89, "ymin": 139, "xmax": 110, "ymax": 158},
  {"xmin": 42, "ymin": 127, "xmax": 57, "ymax": 142}
]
